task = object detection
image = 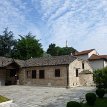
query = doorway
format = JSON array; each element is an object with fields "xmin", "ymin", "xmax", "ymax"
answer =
[{"xmin": 5, "ymin": 62, "xmax": 20, "ymax": 85}]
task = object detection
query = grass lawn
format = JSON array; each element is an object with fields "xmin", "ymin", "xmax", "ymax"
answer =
[
  {"xmin": 0, "ymin": 95, "xmax": 10, "ymax": 103},
  {"xmin": 82, "ymin": 98, "xmax": 107, "ymax": 107}
]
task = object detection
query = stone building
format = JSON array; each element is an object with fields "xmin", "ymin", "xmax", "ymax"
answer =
[
  {"xmin": 74, "ymin": 49, "xmax": 99, "ymax": 60},
  {"xmin": 74, "ymin": 49, "xmax": 107, "ymax": 70},
  {"xmin": 0, "ymin": 55, "xmax": 93, "ymax": 87}
]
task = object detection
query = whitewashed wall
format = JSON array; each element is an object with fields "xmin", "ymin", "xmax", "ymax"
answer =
[
  {"xmin": 88, "ymin": 50, "xmax": 98, "ymax": 57},
  {"xmin": 104, "ymin": 61, "xmax": 107, "ymax": 67},
  {"xmin": 76, "ymin": 55, "xmax": 88, "ymax": 60},
  {"xmin": 76, "ymin": 50, "xmax": 98, "ymax": 60},
  {"xmin": 89, "ymin": 60, "xmax": 104, "ymax": 70}
]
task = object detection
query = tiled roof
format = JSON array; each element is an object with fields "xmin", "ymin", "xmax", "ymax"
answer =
[
  {"xmin": 88, "ymin": 54, "xmax": 107, "ymax": 61},
  {"xmin": 74, "ymin": 49, "xmax": 95, "ymax": 56},
  {"xmin": 0, "ymin": 55, "xmax": 77, "ymax": 68},
  {"xmin": 0, "ymin": 57, "xmax": 12, "ymax": 67},
  {"xmin": 26, "ymin": 55, "xmax": 76, "ymax": 67},
  {"xmin": 0, "ymin": 57, "xmax": 25, "ymax": 67},
  {"xmin": 14, "ymin": 59, "xmax": 26, "ymax": 67},
  {"xmin": 79, "ymin": 70, "xmax": 92, "ymax": 74}
]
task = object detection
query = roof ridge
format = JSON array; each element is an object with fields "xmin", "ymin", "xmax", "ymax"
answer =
[
  {"xmin": 75, "ymin": 49, "xmax": 95, "ymax": 56},
  {"xmin": 27, "ymin": 55, "xmax": 76, "ymax": 60}
]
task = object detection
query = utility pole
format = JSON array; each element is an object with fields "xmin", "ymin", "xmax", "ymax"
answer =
[{"xmin": 66, "ymin": 40, "xmax": 68, "ymax": 47}]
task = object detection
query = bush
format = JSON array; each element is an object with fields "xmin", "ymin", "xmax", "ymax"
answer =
[
  {"xmin": 94, "ymin": 67, "xmax": 107, "ymax": 89},
  {"xmin": 85, "ymin": 93, "xmax": 96, "ymax": 106},
  {"xmin": 66, "ymin": 101, "xmax": 81, "ymax": 107},
  {"xmin": 105, "ymin": 88, "xmax": 107, "ymax": 93},
  {"xmin": 96, "ymin": 88, "xmax": 105, "ymax": 98}
]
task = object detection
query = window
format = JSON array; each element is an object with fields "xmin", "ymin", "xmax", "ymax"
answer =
[
  {"xmin": 82, "ymin": 62, "xmax": 84, "ymax": 69},
  {"xmin": 32, "ymin": 70, "xmax": 36, "ymax": 79},
  {"xmin": 76, "ymin": 69, "xmax": 79, "ymax": 77},
  {"xmin": 27, "ymin": 71, "xmax": 31, "ymax": 78},
  {"xmin": 39, "ymin": 70, "xmax": 45, "ymax": 79},
  {"xmin": 55, "ymin": 69, "xmax": 60, "ymax": 77}
]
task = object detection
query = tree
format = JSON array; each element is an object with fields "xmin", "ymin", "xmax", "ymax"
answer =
[
  {"xmin": 12, "ymin": 33, "xmax": 43, "ymax": 60},
  {"xmin": 47, "ymin": 43, "xmax": 77, "ymax": 56},
  {"xmin": 47, "ymin": 44, "xmax": 61, "ymax": 56},
  {"xmin": 94, "ymin": 67, "xmax": 107, "ymax": 88},
  {"xmin": 0, "ymin": 28, "xmax": 16, "ymax": 57},
  {"xmin": 59, "ymin": 47, "xmax": 77, "ymax": 55}
]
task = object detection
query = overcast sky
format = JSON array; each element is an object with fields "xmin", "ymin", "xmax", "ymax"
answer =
[{"xmin": 0, "ymin": 0, "xmax": 107, "ymax": 54}]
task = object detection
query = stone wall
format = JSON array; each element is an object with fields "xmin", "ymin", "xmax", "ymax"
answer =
[
  {"xmin": 0, "ymin": 69, "xmax": 6, "ymax": 86},
  {"xmin": 19, "ymin": 65, "xmax": 68, "ymax": 87},
  {"xmin": 79, "ymin": 73, "xmax": 94, "ymax": 86},
  {"xmin": 69, "ymin": 59, "xmax": 93, "ymax": 87},
  {"xmin": 19, "ymin": 59, "xmax": 93, "ymax": 87}
]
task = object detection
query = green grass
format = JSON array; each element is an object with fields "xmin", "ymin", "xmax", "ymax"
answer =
[
  {"xmin": 82, "ymin": 98, "xmax": 107, "ymax": 107},
  {"xmin": 0, "ymin": 95, "xmax": 10, "ymax": 103}
]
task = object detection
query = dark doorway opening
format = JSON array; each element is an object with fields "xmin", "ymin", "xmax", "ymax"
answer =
[{"xmin": 5, "ymin": 62, "xmax": 20, "ymax": 85}]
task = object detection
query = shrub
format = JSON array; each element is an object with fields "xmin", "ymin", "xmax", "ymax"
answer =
[
  {"xmin": 66, "ymin": 101, "xmax": 81, "ymax": 107},
  {"xmin": 85, "ymin": 93, "xmax": 96, "ymax": 106},
  {"xmin": 96, "ymin": 88, "xmax": 105, "ymax": 98},
  {"xmin": 94, "ymin": 67, "xmax": 107, "ymax": 89},
  {"xmin": 105, "ymin": 88, "xmax": 107, "ymax": 93}
]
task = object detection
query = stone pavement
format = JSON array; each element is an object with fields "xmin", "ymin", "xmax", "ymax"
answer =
[{"xmin": 0, "ymin": 86, "xmax": 95, "ymax": 107}]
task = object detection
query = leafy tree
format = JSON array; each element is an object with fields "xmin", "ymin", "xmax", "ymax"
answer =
[
  {"xmin": 12, "ymin": 33, "xmax": 43, "ymax": 60},
  {"xmin": 47, "ymin": 43, "xmax": 77, "ymax": 56},
  {"xmin": 60, "ymin": 47, "xmax": 77, "ymax": 55},
  {"xmin": 43, "ymin": 52, "xmax": 51, "ymax": 57},
  {"xmin": 0, "ymin": 28, "xmax": 16, "ymax": 57},
  {"xmin": 47, "ymin": 44, "xmax": 60, "ymax": 56},
  {"xmin": 94, "ymin": 67, "xmax": 107, "ymax": 88}
]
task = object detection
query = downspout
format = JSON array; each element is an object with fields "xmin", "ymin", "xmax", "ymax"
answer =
[{"xmin": 66, "ymin": 65, "xmax": 70, "ymax": 88}]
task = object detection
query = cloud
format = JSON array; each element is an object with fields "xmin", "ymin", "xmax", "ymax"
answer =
[
  {"xmin": 0, "ymin": 0, "xmax": 41, "ymax": 39},
  {"xmin": 78, "ymin": 24, "xmax": 107, "ymax": 54},
  {"xmin": 40, "ymin": 0, "xmax": 64, "ymax": 20},
  {"xmin": 36, "ymin": 0, "xmax": 107, "ymax": 54},
  {"xmin": 1, "ymin": 0, "xmax": 107, "ymax": 54}
]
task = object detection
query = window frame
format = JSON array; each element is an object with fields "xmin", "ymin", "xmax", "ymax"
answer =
[
  {"xmin": 32, "ymin": 70, "xmax": 36, "ymax": 79},
  {"xmin": 27, "ymin": 71, "xmax": 31, "ymax": 78},
  {"xmin": 55, "ymin": 69, "xmax": 60, "ymax": 77},
  {"xmin": 76, "ymin": 69, "xmax": 79, "ymax": 77},
  {"xmin": 39, "ymin": 70, "xmax": 45, "ymax": 79},
  {"xmin": 82, "ymin": 62, "xmax": 84, "ymax": 69}
]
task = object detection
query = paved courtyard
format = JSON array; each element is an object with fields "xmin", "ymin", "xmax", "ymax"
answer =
[{"xmin": 0, "ymin": 86, "xmax": 95, "ymax": 107}]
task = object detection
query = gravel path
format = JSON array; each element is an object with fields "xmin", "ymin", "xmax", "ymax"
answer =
[{"xmin": 0, "ymin": 86, "xmax": 95, "ymax": 107}]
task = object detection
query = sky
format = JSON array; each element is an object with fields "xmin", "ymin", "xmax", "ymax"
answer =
[{"xmin": 0, "ymin": 0, "xmax": 107, "ymax": 54}]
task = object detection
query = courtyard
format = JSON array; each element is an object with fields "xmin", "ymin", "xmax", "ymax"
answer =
[{"xmin": 0, "ymin": 86, "xmax": 95, "ymax": 107}]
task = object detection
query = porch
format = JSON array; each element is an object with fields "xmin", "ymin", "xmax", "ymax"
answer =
[{"xmin": 0, "ymin": 62, "xmax": 20, "ymax": 86}]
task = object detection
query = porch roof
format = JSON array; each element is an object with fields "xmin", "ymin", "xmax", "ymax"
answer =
[
  {"xmin": 79, "ymin": 70, "xmax": 92, "ymax": 74},
  {"xmin": 0, "ymin": 57, "xmax": 25, "ymax": 68}
]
